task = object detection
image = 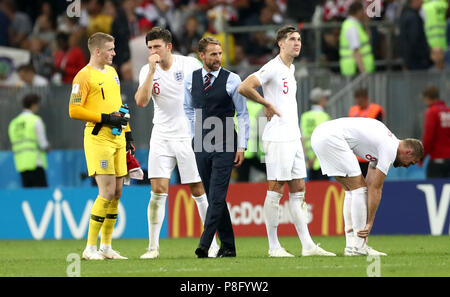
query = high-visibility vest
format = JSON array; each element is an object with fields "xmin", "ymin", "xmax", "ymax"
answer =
[
  {"xmin": 8, "ymin": 113, "xmax": 47, "ymax": 172},
  {"xmin": 348, "ymin": 103, "xmax": 384, "ymax": 119},
  {"xmin": 235, "ymin": 100, "xmax": 264, "ymax": 160},
  {"xmin": 339, "ymin": 18, "xmax": 375, "ymax": 76},
  {"xmin": 423, "ymin": 0, "xmax": 448, "ymax": 50},
  {"xmin": 300, "ymin": 109, "xmax": 331, "ymax": 170}
]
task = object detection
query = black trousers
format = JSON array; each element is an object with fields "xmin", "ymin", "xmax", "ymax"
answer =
[
  {"xmin": 359, "ymin": 162, "xmax": 369, "ymax": 178},
  {"xmin": 20, "ymin": 167, "xmax": 48, "ymax": 188},
  {"xmin": 308, "ymin": 168, "xmax": 330, "ymax": 181},
  {"xmin": 195, "ymin": 150, "xmax": 236, "ymax": 251},
  {"xmin": 426, "ymin": 159, "xmax": 450, "ymax": 179}
]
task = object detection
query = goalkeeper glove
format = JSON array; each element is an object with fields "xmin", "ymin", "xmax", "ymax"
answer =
[
  {"xmin": 101, "ymin": 112, "xmax": 129, "ymax": 128},
  {"xmin": 125, "ymin": 131, "xmax": 136, "ymax": 155}
]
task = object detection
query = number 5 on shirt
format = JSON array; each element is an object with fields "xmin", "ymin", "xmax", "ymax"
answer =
[{"xmin": 283, "ymin": 81, "xmax": 288, "ymax": 94}]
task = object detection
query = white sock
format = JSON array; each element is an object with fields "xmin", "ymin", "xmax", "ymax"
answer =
[
  {"xmin": 351, "ymin": 187, "xmax": 368, "ymax": 248},
  {"xmin": 343, "ymin": 190, "xmax": 355, "ymax": 248},
  {"xmin": 148, "ymin": 191, "xmax": 167, "ymax": 250},
  {"xmin": 99, "ymin": 244, "xmax": 111, "ymax": 252},
  {"xmin": 85, "ymin": 244, "xmax": 97, "ymax": 252},
  {"xmin": 192, "ymin": 193, "xmax": 219, "ymax": 250},
  {"xmin": 263, "ymin": 191, "xmax": 283, "ymax": 251},
  {"xmin": 288, "ymin": 192, "xmax": 315, "ymax": 250}
]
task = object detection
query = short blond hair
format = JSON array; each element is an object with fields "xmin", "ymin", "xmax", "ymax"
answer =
[
  {"xmin": 88, "ymin": 32, "xmax": 114, "ymax": 53},
  {"xmin": 403, "ymin": 138, "xmax": 424, "ymax": 160}
]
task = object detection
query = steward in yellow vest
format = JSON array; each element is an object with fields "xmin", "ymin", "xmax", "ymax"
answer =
[
  {"xmin": 339, "ymin": 1, "xmax": 375, "ymax": 76},
  {"xmin": 422, "ymin": 0, "xmax": 448, "ymax": 50},
  {"xmin": 300, "ymin": 88, "xmax": 331, "ymax": 180},
  {"xmin": 8, "ymin": 94, "xmax": 49, "ymax": 187}
]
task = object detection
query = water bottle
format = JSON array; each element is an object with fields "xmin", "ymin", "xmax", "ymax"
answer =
[{"xmin": 112, "ymin": 104, "xmax": 130, "ymax": 136}]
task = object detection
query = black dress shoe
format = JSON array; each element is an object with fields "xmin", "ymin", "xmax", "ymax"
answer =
[
  {"xmin": 195, "ymin": 245, "xmax": 209, "ymax": 258},
  {"xmin": 217, "ymin": 248, "xmax": 236, "ymax": 258}
]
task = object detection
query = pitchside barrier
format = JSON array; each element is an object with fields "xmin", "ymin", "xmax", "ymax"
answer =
[
  {"xmin": 0, "ymin": 150, "xmax": 428, "ymax": 189},
  {"xmin": 0, "ymin": 180, "xmax": 448, "ymax": 240}
]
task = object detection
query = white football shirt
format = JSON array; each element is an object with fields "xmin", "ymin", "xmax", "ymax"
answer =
[
  {"xmin": 334, "ymin": 117, "xmax": 400, "ymax": 175},
  {"xmin": 252, "ymin": 55, "xmax": 301, "ymax": 142},
  {"xmin": 138, "ymin": 54, "xmax": 202, "ymax": 140}
]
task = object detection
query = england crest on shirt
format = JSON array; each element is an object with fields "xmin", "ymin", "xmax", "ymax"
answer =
[
  {"xmin": 114, "ymin": 76, "xmax": 120, "ymax": 86},
  {"xmin": 174, "ymin": 71, "xmax": 183, "ymax": 82}
]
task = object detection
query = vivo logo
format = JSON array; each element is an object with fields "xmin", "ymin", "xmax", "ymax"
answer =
[
  {"xmin": 417, "ymin": 184, "xmax": 450, "ymax": 235},
  {"xmin": 21, "ymin": 189, "xmax": 126, "ymax": 240}
]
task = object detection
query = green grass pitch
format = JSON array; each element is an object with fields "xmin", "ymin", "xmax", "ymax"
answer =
[{"xmin": 0, "ymin": 235, "xmax": 449, "ymax": 277}]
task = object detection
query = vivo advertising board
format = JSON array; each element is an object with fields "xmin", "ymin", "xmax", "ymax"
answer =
[{"xmin": 0, "ymin": 180, "xmax": 448, "ymax": 239}]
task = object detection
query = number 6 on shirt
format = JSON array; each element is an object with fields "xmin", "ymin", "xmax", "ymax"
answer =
[{"xmin": 153, "ymin": 82, "xmax": 160, "ymax": 95}]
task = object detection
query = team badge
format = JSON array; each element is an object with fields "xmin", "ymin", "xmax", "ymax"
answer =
[
  {"xmin": 174, "ymin": 71, "xmax": 183, "ymax": 82},
  {"xmin": 114, "ymin": 76, "xmax": 120, "ymax": 86},
  {"xmin": 100, "ymin": 160, "xmax": 108, "ymax": 169}
]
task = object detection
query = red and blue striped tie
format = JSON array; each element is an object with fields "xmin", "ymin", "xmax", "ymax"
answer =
[{"xmin": 204, "ymin": 73, "xmax": 212, "ymax": 91}]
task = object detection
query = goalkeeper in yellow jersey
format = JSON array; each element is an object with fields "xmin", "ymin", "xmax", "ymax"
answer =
[{"xmin": 69, "ymin": 32, "xmax": 133, "ymax": 260}]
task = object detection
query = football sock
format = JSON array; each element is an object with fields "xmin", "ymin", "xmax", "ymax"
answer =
[
  {"xmin": 147, "ymin": 191, "xmax": 167, "ymax": 250},
  {"xmin": 193, "ymin": 194, "xmax": 219, "ymax": 250},
  {"xmin": 351, "ymin": 187, "xmax": 368, "ymax": 248},
  {"xmin": 264, "ymin": 191, "xmax": 283, "ymax": 251},
  {"xmin": 343, "ymin": 191, "xmax": 355, "ymax": 247},
  {"xmin": 87, "ymin": 196, "xmax": 111, "ymax": 247},
  {"xmin": 100, "ymin": 198, "xmax": 119, "ymax": 251},
  {"xmin": 288, "ymin": 192, "xmax": 315, "ymax": 250}
]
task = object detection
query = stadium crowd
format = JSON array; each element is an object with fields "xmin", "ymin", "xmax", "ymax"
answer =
[{"xmin": 0, "ymin": 0, "xmax": 449, "ymax": 86}]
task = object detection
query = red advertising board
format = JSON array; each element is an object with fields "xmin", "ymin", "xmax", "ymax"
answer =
[{"xmin": 168, "ymin": 181, "xmax": 345, "ymax": 238}]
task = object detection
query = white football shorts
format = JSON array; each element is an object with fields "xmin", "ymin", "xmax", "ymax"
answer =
[
  {"xmin": 310, "ymin": 123, "xmax": 361, "ymax": 177},
  {"xmin": 263, "ymin": 139, "xmax": 307, "ymax": 181},
  {"xmin": 148, "ymin": 137, "xmax": 201, "ymax": 184}
]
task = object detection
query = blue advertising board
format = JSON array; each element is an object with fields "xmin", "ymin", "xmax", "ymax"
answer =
[
  {"xmin": 0, "ymin": 180, "xmax": 448, "ymax": 239},
  {"xmin": 372, "ymin": 179, "xmax": 450, "ymax": 235},
  {"xmin": 0, "ymin": 186, "xmax": 165, "ymax": 240}
]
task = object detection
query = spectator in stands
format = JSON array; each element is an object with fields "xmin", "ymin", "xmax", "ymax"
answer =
[
  {"xmin": 130, "ymin": 17, "xmax": 152, "ymax": 82},
  {"xmin": 245, "ymin": 6, "xmax": 276, "ymax": 63},
  {"xmin": 234, "ymin": 0, "xmax": 265, "ymax": 26},
  {"xmin": 421, "ymin": 85, "xmax": 450, "ymax": 179},
  {"xmin": 323, "ymin": 0, "xmax": 353, "ymax": 22},
  {"xmin": 339, "ymin": 1, "xmax": 375, "ymax": 76},
  {"xmin": 4, "ymin": 0, "xmax": 33, "ymax": 48},
  {"xmin": 8, "ymin": 93, "xmax": 50, "ymax": 188},
  {"xmin": 111, "ymin": 0, "xmax": 141, "ymax": 80},
  {"xmin": 31, "ymin": 1, "xmax": 57, "ymax": 47},
  {"xmin": 84, "ymin": 0, "xmax": 114, "ymax": 37},
  {"xmin": 0, "ymin": 0, "xmax": 10, "ymax": 46},
  {"xmin": 384, "ymin": 0, "xmax": 405, "ymax": 22},
  {"xmin": 53, "ymin": 32, "xmax": 87, "ymax": 84},
  {"xmin": 203, "ymin": 6, "xmax": 236, "ymax": 65},
  {"xmin": 28, "ymin": 36, "xmax": 53, "ymax": 79},
  {"xmin": 398, "ymin": 0, "xmax": 431, "ymax": 70},
  {"xmin": 348, "ymin": 87, "xmax": 384, "ymax": 176},
  {"xmin": 57, "ymin": 16, "xmax": 85, "ymax": 54},
  {"xmin": 321, "ymin": 27, "xmax": 340, "ymax": 73},
  {"xmin": 17, "ymin": 64, "xmax": 49, "ymax": 87},
  {"xmin": 233, "ymin": 44, "xmax": 252, "ymax": 79},
  {"xmin": 178, "ymin": 15, "xmax": 202, "ymax": 56}
]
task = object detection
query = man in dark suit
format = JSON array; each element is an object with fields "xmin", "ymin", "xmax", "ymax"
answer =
[{"xmin": 184, "ymin": 36, "xmax": 250, "ymax": 258}]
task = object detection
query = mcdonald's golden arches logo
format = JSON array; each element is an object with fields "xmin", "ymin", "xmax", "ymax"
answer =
[
  {"xmin": 171, "ymin": 188, "xmax": 202, "ymax": 238},
  {"xmin": 321, "ymin": 185, "xmax": 345, "ymax": 236}
]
